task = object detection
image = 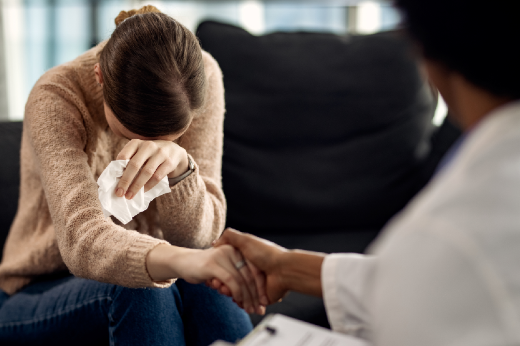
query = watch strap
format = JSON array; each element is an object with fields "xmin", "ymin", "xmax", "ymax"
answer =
[{"xmin": 168, "ymin": 156, "xmax": 195, "ymax": 187}]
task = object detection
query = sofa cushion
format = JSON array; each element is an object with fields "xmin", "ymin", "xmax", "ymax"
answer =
[
  {"xmin": 0, "ymin": 121, "xmax": 22, "ymax": 258},
  {"xmin": 197, "ymin": 21, "xmax": 438, "ymax": 236}
]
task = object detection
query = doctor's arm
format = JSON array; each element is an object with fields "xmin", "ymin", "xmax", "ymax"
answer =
[{"xmin": 214, "ymin": 229, "xmax": 377, "ymax": 339}]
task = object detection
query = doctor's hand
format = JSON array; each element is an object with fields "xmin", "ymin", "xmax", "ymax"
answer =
[
  {"xmin": 115, "ymin": 139, "xmax": 189, "ymax": 200},
  {"xmin": 211, "ymin": 229, "xmax": 291, "ymax": 306}
]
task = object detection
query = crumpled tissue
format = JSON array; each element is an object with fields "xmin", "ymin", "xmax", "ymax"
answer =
[{"xmin": 97, "ymin": 160, "xmax": 171, "ymax": 224}]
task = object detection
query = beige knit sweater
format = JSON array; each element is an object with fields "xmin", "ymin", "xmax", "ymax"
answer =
[{"xmin": 0, "ymin": 43, "xmax": 226, "ymax": 295}]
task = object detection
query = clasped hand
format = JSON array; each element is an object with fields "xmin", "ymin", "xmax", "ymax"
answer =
[
  {"xmin": 207, "ymin": 229, "xmax": 291, "ymax": 312},
  {"xmin": 204, "ymin": 230, "xmax": 325, "ymax": 313},
  {"xmin": 185, "ymin": 229, "xmax": 289, "ymax": 315}
]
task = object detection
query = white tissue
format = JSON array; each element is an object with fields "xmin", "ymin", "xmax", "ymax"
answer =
[{"xmin": 97, "ymin": 160, "xmax": 171, "ymax": 224}]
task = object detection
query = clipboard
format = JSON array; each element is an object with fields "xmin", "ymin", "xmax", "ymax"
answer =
[{"xmin": 210, "ymin": 314, "xmax": 370, "ymax": 346}]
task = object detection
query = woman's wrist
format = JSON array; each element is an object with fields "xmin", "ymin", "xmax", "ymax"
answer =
[
  {"xmin": 146, "ymin": 244, "xmax": 199, "ymax": 281},
  {"xmin": 167, "ymin": 151, "xmax": 190, "ymax": 178}
]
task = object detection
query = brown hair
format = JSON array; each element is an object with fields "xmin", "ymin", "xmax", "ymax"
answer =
[{"xmin": 99, "ymin": 5, "xmax": 206, "ymax": 137}]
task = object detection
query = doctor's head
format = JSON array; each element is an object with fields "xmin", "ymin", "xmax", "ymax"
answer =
[
  {"xmin": 395, "ymin": 0, "xmax": 520, "ymax": 129},
  {"xmin": 94, "ymin": 5, "xmax": 206, "ymax": 141}
]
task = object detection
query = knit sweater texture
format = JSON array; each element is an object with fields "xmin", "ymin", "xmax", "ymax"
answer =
[{"xmin": 0, "ymin": 42, "xmax": 226, "ymax": 295}]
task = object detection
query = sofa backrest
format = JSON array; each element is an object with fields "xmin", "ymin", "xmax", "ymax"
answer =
[
  {"xmin": 0, "ymin": 121, "xmax": 22, "ymax": 258},
  {"xmin": 197, "ymin": 21, "xmax": 442, "ymax": 236},
  {"xmin": 0, "ymin": 23, "xmax": 462, "ymax": 253}
]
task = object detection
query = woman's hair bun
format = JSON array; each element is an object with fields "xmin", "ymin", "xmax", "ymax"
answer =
[{"xmin": 114, "ymin": 5, "xmax": 162, "ymax": 26}]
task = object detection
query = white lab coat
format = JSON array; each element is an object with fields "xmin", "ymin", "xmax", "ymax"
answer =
[{"xmin": 322, "ymin": 101, "xmax": 520, "ymax": 345}]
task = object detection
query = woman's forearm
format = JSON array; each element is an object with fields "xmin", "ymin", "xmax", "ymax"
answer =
[
  {"xmin": 154, "ymin": 174, "xmax": 226, "ymax": 249},
  {"xmin": 280, "ymin": 250, "xmax": 326, "ymax": 297}
]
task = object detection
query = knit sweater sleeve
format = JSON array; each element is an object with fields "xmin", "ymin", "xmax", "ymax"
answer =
[
  {"xmin": 25, "ymin": 80, "xmax": 173, "ymax": 289},
  {"xmin": 154, "ymin": 52, "xmax": 226, "ymax": 249}
]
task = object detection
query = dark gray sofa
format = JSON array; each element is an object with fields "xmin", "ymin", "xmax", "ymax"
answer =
[
  {"xmin": 195, "ymin": 21, "xmax": 461, "ymax": 327},
  {"xmin": 0, "ymin": 21, "xmax": 461, "ymax": 329}
]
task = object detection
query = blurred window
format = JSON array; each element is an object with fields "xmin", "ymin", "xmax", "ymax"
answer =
[{"xmin": 1, "ymin": 0, "xmax": 399, "ymax": 120}]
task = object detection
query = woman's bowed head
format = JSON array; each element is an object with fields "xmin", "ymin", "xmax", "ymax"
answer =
[
  {"xmin": 91, "ymin": 6, "xmax": 268, "ymax": 315},
  {"xmin": 93, "ymin": 5, "xmax": 206, "ymax": 201}
]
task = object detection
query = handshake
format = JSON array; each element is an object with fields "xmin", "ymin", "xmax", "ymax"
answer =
[
  {"xmin": 147, "ymin": 228, "xmax": 325, "ymax": 316},
  {"xmin": 205, "ymin": 228, "xmax": 292, "ymax": 315}
]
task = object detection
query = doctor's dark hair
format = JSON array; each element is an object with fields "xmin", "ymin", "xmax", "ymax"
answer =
[
  {"xmin": 99, "ymin": 6, "xmax": 206, "ymax": 137},
  {"xmin": 394, "ymin": 0, "xmax": 520, "ymax": 99}
]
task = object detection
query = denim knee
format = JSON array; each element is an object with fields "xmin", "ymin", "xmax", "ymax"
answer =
[
  {"xmin": 107, "ymin": 284, "xmax": 186, "ymax": 346},
  {"xmin": 109, "ymin": 284, "xmax": 182, "ymax": 319}
]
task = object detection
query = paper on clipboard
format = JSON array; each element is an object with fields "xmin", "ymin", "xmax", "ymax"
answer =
[{"xmin": 236, "ymin": 314, "xmax": 370, "ymax": 346}]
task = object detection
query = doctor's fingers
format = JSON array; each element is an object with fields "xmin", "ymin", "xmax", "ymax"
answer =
[
  {"xmin": 245, "ymin": 259, "xmax": 268, "ymax": 309},
  {"xmin": 208, "ymin": 278, "xmax": 227, "ymax": 293},
  {"xmin": 216, "ymin": 229, "xmax": 274, "ymax": 271}
]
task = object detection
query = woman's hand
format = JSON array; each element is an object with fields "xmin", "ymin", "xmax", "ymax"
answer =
[
  {"xmin": 115, "ymin": 139, "xmax": 189, "ymax": 200},
  {"xmin": 146, "ymin": 244, "xmax": 266, "ymax": 315}
]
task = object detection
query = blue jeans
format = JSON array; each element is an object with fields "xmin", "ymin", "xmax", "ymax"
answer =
[{"xmin": 0, "ymin": 276, "xmax": 252, "ymax": 345}]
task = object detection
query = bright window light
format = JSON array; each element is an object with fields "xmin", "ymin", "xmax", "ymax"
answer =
[
  {"xmin": 433, "ymin": 96, "xmax": 448, "ymax": 126},
  {"xmin": 239, "ymin": 0, "xmax": 265, "ymax": 35},
  {"xmin": 357, "ymin": 1, "xmax": 381, "ymax": 34},
  {"xmin": 2, "ymin": 0, "xmax": 25, "ymax": 120}
]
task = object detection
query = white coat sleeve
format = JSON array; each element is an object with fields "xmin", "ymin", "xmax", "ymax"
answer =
[{"xmin": 321, "ymin": 253, "xmax": 377, "ymax": 341}]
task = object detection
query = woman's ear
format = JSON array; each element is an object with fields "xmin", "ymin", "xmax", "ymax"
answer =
[{"xmin": 94, "ymin": 63, "xmax": 104, "ymax": 86}]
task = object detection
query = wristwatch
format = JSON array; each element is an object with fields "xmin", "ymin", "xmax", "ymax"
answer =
[{"xmin": 168, "ymin": 155, "xmax": 195, "ymax": 187}]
